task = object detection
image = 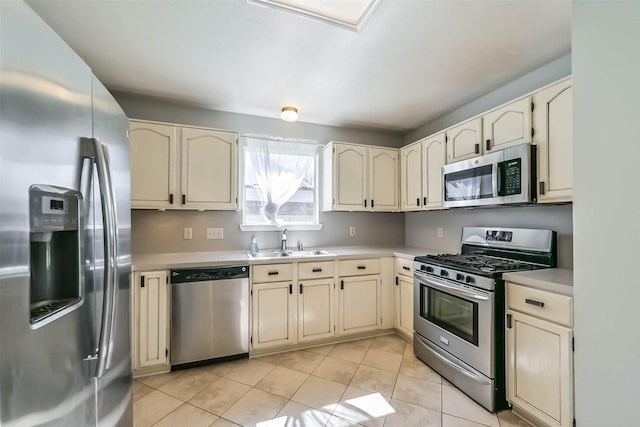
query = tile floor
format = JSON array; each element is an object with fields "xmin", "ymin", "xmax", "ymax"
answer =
[{"xmin": 133, "ymin": 334, "xmax": 531, "ymax": 427}]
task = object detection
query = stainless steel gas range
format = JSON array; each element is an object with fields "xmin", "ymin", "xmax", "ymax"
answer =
[{"xmin": 413, "ymin": 227, "xmax": 557, "ymax": 412}]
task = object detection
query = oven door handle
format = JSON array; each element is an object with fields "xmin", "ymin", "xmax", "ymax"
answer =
[
  {"xmin": 416, "ymin": 334, "xmax": 491, "ymax": 386},
  {"xmin": 414, "ymin": 271, "xmax": 490, "ymax": 301}
]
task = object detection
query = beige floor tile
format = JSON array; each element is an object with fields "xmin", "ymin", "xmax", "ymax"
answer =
[
  {"xmin": 348, "ymin": 365, "xmax": 398, "ymax": 398},
  {"xmin": 133, "ymin": 390, "xmax": 182, "ymax": 427},
  {"xmin": 385, "ymin": 398, "xmax": 442, "ymax": 427},
  {"xmin": 393, "ymin": 374, "xmax": 442, "ymax": 411},
  {"xmin": 197, "ymin": 359, "xmax": 243, "ymax": 377},
  {"xmin": 399, "ymin": 356, "xmax": 441, "ymax": 383},
  {"xmin": 222, "ymin": 388, "xmax": 288, "ymax": 426},
  {"xmin": 361, "ymin": 348, "xmax": 403, "ymax": 373},
  {"xmin": 189, "ymin": 377, "xmax": 251, "ymax": 415},
  {"xmin": 254, "ymin": 352, "xmax": 292, "ymax": 366},
  {"xmin": 307, "ymin": 344, "xmax": 336, "ymax": 356},
  {"xmin": 274, "ymin": 400, "xmax": 332, "ymax": 426},
  {"xmin": 442, "ymin": 376, "xmax": 454, "ymax": 387},
  {"xmin": 332, "ymin": 386, "xmax": 391, "ymax": 427},
  {"xmin": 443, "ymin": 414, "xmax": 490, "ymax": 427},
  {"xmin": 350, "ymin": 337, "xmax": 374, "ymax": 348},
  {"xmin": 210, "ymin": 417, "xmax": 241, "ymax": 426},
  {"xmin": 497, "ymin": 410, "xmax": 534, "ymax": 427},
  {"xmin": 328, "ymin": 342, "xmax": 369, "ymax": 364},
  {"xmin": 312, "ymin": 355, "xmax": 359, "ymax": 385},
  {"xmin": 326, "ymin": 414, "xmax": 366, "ymax": 426},
  {"xmin": 132, "ymin": 380, "xmax": 154, "ymax": 402},
  {"xmin": 442, "ymin": 384, "xmax": 499, "ymax": 427},
  {"xmin": 404, "ymin": 343, "xmax": 415, "ymax": 357},
  {"xmin": 223, "ymin": 358, "xmax": 275, "ymax": 386},
  {"xmin": 159, "ymin": 369, "xmax": 219, "ymax": 401},
  {"xmin": 255, "ymin": 365, "xmax": 309, "ymax": 398},
  {"xmin": 136, "ymin": 370, "xmax": 184, "ymax": 389},
  {"xmin": 279, "ymin": 350, "xmax": 325, "ymax": 374},
  {"xmin": 152, "ymin": 403, "xmax": 219, "ymax": 427},
  {"xmin": 369, "ymin": 335, "xmax": 407, "ymax": 355},
  {"xmin": 291, "ymin": 375, "xmax": 347, "ymax": 413}
]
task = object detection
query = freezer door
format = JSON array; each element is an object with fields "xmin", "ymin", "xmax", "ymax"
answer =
[{"xmin": 0, "ymin": 2, "xmax": 97, "ymax": 426}]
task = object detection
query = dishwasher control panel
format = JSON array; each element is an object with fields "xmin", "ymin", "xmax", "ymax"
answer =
[{"xmin": 171, "ymin": 265, "xmax": 248, "ymax": 283}]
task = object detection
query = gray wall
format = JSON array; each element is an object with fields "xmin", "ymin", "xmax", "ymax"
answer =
[
  {"xmin": 405, "ymin": 205, "xmax": 573, "ymax": 268},
  {"xmin": 404, "ymin": 53, "xmax": 572, "ymax": 145},
  {"xmin": 573, "ymin": 2, "xmax": 640, "ymax": 425}
]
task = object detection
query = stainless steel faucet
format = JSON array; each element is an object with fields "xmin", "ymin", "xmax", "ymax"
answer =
[{"xmin": 280, "ymin": 229, "xmax": 287, "ymax": 251}]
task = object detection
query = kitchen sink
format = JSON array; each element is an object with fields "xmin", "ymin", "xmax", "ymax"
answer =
[
  {"xmin": 287, "ymin": 250, "xmax": 334, "ymax": 257},
  {"xmin": 247, "ymin": 249, "xmax": 334, "ymax": 259},
  {"xmin": 247, "ymin": 251, "xmax": 289, "ymax": 258}
]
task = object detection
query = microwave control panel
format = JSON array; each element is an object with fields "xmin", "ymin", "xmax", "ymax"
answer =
[{"xmin": 498, "ymin": 158, "xmax": 522, "ymax": 196}]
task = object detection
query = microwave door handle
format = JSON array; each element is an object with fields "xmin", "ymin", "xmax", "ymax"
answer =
[
  {"xmin": 82, "ymin": 138, "xmax": 119, "ymax": 378},
  {"xmin": 492, "ymin": 163, "xmax": 499, "ymax": 197}
]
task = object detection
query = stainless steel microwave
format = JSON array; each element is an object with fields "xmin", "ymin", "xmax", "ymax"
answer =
[{"xmin": 442, "ymin": 143, "xmax": 536, "ymax": 208}]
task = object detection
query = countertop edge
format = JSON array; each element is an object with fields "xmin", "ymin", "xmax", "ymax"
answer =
[{"xmin": 503, "ymin": 268, "xmax": 574, "ymax": 296}]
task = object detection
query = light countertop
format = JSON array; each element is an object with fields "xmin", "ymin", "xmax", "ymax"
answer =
[
  {"xmin": 131, "ymin": 246, "xmax": 445, "ymax": 271},
  {"xmin": 503, "ymin": 268, "xmax": 574, "ymax": 296}
]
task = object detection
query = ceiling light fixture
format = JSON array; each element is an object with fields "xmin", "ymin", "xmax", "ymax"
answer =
[{"xmin": 280, "ymin": 106, "xmax": 299, "ymax": 122}]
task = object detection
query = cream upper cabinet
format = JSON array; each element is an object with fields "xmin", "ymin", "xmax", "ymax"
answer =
[
  {"xmin": 533, "ymin": 78, "xmax": 573, "ymax": 203},
  {"xmin": 180, "ymin": 127, "xmax": 237, "ymax": 210},
  {"xmin": 506, "ymin": 282, "xmax": 574, "ymax": 427},
  {"xmin": 482, "ymin": 97, "xmax": 532, "ymax": 152},
  {"xmin": 370, "ymin": 147, "xmax": 399, "ymax": 211},
  {"xmin": 133, "ymin": 270, "xmax": 169, "ymax": 372},
  {"xmin": 446, "ymin": 118, "xmax": 482, "ymax": 163},
  {"xmin": 323, "ymin": 142, "xmax": 398, "ymax": 212},
  {"xmin": 129, "ymin": 120, "xmax": 238, "ymax": 210},
  {"xmin": 400, "ymin": 132, "xmax": 445, "ymax": 211},
  {"xmin": 130, "ymin": 122, "xmax": 178, "ymax": 209},
  {"xmin": 298, "ymin": 278, "xmax": 335, "ymax": 342}
]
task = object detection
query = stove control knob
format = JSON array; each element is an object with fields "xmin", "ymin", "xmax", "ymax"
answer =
[
  {"xmin": 423, "ymin": 266, "xmax": 434, "ymax": 273},
  {"xmin": 466, "ymin": 276, "xmax": 475, "ymax": 284},
  {"xmin": 440, "ymin": 270, "xmax": 449, "ymax": 277},
  {"xmin": 456, "ymin": 273, "xmax": 465, "ymax": 281}
]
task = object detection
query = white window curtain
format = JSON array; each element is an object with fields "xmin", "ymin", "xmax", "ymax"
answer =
[{"xmin": 243, "ymin": 134, "xmax": 319, "ymax": 226}]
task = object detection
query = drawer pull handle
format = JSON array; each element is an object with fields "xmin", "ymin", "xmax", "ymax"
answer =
[
  {"xmin": 268, "ymin": 271, "xmax": 279, "ymax": 276},
  {"xmin": 357, "ymin": 266, "xmax": 366, "ymax": 270},
  {"xmin": 402, "ymin": 266, "xmax": 410, "ymax": 271},
  {"xmin": 525, "ymin": 298, "xmax": 544, "ymax": 308},
  {"xmin": 312, "ymin": 268, "xmax": 322, "ymax": 273}
]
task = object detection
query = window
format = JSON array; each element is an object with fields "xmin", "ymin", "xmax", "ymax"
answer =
[{"xmin": 240, "ymin": 135, "xmax": 321, "ymax": 230}]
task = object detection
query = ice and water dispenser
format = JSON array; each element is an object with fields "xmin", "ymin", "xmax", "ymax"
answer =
[{"xmin": 29, "ymin": 185, "xmax": 82, "ymax": 324}]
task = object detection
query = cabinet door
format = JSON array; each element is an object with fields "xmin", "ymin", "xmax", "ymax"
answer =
[
  {"xmin": 181, "ymin": 127, "xmax": 237, "ymax": 210},
  {"xmin": 422, "ymin": 132, "xmax": 446, "ymax": 209},
  {"xmin": 370, "ymin": 147, "xmax": 398, "ymax": 211},
  {"xmin": 534, "ymin": 79, "xmax": 573, "ymax": 203},
  {"xmin": 395, "ymin": 275, "xmax": 414, "ymax": 339},
  {"xmin": 129, "ymin": 121, "xmax": 178, "ymax": 209},
  {"xmin": 252, "ymin": 281, "xmax": 296, "ymax": 349},
  {"xmin": 400, "ymin": 142, "xmax": 423, "ymax": 211},
  {"xmin": 482, "ymin": 97, "xmax": 532, "ymax": 152},
  {"xmin": 339, "ymin": 275, "xmax": 380, "ymax": 334},
  {"xmin": 333, "ymin": 144, "xmax": 368, "ymax": 211},
  {"xmin": 298, "ymin": 278, "xmax": 335, "ymax": 342},
  {"xmin": 446, "ymin": 118, "xmax": 482, "ymax": 163},
  {"xmin": 507, "ymin": 310, "xmax": 573, "ymax": 427},
  {"xmin": 136, "ymin": 271, "xmax": 169, "ymax": 368}
]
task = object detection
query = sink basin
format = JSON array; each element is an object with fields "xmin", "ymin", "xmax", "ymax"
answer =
[
  {"xmin": 287, "ymin": 250, "xmax": 334, "ymax": 257},
  {"xmin": 247, "ymin": 251, "xmax": 289, "ymax": 258},
  {"xmin": 247, "ymin": 249, "xmax": 334, "ymax": 259}
]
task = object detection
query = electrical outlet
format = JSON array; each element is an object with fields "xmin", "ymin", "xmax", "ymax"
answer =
[
  {"xmin": 207, "ymin": 228, "xmax": 224, "ymax": 240},
  {"xmin": 349, "ymin": 226, "xmax": 356, "ymax": 237},
  {"xmin": 183, "ymin": 227, "xmax": 192, "ymax": 240},
  {"xmin": 437, "ymin": 227, "xmax": 444, "ymax": 238}
]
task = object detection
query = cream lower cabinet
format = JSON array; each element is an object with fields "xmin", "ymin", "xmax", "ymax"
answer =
[
  {"xmin": 506, "ymin": 282, "xmax": 574, "ymax": 427},
  {"xmin": 297, "ymin": 260, "xmax": 335, "ymax": 342},
  {"xmin": 533, "ymin": 77, "xmax": 573, "ymax": 203},
  {"xmin": 251, "ymin": 264, "xmax": 296, "ymax": 350},
  {"xmin": 130, "ymin": 120, "xmax": 238, "ymax": 210},
  {"xmin": 132, "ymin": 270, "xmax": 170, "ymax": 375},
  {"xmin": 394, "ymin": 258, "xmax": 414, "ymax": 339},
  {"xmin": 338, "ymin": 259, "xmax": 381, "ymax": 335}
]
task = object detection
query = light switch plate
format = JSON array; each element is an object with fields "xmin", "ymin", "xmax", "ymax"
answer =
[
  {"xmin": 183, "ymin": 227, "xmax": 192, "ymax": 240},
  {"xmin": 207, "ymin": 228, "xmax": 223, "ymax": 239}
]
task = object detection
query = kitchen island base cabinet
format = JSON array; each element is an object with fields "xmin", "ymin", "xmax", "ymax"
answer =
[
  {"xmin": 251, "ymin": 281, "xmax": 296, "ymax": 349},
  {"xmin": 132, "ymin": 270, "xmax": 170, "ymax": 377}
]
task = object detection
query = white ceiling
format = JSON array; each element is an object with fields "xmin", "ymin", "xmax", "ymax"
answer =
[{"xmin": 26, "ymin": 0, "xmax": 571, "ymax": 133}]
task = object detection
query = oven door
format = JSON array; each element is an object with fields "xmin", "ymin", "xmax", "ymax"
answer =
[{"xmin": 413, "ymin": 271, "xmax": 494, "ymax": 377}]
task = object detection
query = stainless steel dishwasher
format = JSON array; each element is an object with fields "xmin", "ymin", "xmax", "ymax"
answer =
[{"xmin": 170, "ymin": 265, "xmax": 249, "ymax": 368}]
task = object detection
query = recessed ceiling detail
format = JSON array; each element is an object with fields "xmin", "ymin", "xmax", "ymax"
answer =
[{"xmin": 247, "ymin": 0, "xmax": 381, "ymax": 32}]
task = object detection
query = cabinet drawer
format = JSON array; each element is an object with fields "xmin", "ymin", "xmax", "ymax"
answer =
[
  {"xmin": 252, "ymin": 264, "xmax": 294, "ymax": 283},
  {"xmin": 395, "ymin": 257, "xmax": 413, "ymax": 277},
  {"xmin": 338, "ymin": 259, "xmax": 381, "ymax": 277},
  {"xmin": 298, "ymin": 261, "xmax": 334, "ymax": 280},
  {"xmin": 507, "ymin": 283, "xmax": 573, "ymax": 327}
]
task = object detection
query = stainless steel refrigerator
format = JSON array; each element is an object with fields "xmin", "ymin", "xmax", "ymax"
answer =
[{"xmin": 0, "ymin": 2, "xmax": 133, "ymax": 425}]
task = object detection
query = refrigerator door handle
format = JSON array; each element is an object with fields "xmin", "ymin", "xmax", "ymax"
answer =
[{"xmin": 81, "ymin": 137, "xmax": 119, "ymax": 378}]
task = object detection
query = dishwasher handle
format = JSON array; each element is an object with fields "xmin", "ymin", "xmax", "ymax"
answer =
[{"xmin": 171, "ymin": 265, "xmax": 249, "ymax": 284}]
